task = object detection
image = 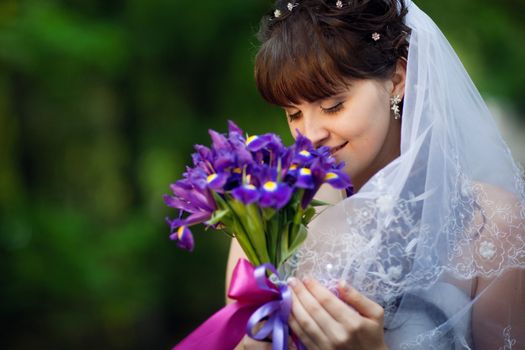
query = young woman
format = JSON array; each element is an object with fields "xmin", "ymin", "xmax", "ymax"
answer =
[{"xmin": 227, "ymin": 0, "xmax": 525, "ymax": 348}]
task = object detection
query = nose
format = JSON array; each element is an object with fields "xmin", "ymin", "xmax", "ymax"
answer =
[{"xmin": 302, "ymin": 113, "xmax": 329, "ymax": 148}]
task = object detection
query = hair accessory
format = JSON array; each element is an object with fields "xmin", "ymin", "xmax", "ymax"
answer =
[
  {"xmin": 372, "ymin": 32, "xmax": 381, "ymax": 41},
  {"xmin": 336, "ymin": 0, "xmax": 343, "ymax": 8},
  {"xmin": 287, "ymin": 2, "xmax": 299, "ymax": 11},
  {"xmin": 274, "ymin": 9, "xmax": 282, "ymax": 18},
  {"xmin": 390, "ymin": 95, "xmax": 401, "ymax": 119}
]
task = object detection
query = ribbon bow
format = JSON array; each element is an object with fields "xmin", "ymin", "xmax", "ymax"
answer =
[
  {"xmin": 246, "ymin": 263, "xmax": 292, "ymax": 350},
  {"xmin": 173, "ymin": 259, "xmax": 296, "ymax": 350}
]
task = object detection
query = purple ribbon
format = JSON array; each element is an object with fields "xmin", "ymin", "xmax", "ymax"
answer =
[
  {"xmin": 172, "ymin": 259, "xmax": 302, "ymax": 350},
  {"xmin": 246, "ymin": 263, "xmax": 292, "ymax": 350}
]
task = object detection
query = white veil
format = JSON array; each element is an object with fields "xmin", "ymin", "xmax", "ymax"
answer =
[{"xmin": 282, "ymin": 1, "xmax": 525, "ymax": 348}]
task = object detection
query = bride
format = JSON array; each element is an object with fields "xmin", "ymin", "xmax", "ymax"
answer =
[{"xmin": 226, "ymin": 0, "xmax": 525, "ymax": 348}]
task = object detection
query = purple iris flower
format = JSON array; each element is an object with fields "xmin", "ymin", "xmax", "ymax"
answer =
[
  {"xmin": 164, "ymin": 172, "xmax": 218, "ymax": 240},
  {"xmin": 206, "ymin": 172, "xmax": 229, "ymax": 192},
  {"xmin": 293, "ymin": 130, "xmax": 313, "ymax": 151},
  {"xmin": 296, "ymin": 153, "xmax": 352, "ymax": 208},
  {"xmin": 232, "ymin": 184, "xmax": 260, "ymax": 204},
  {"xmin": 192, "ymin": 144, "xmax": 213, "ymax": 165},
  {"xmin": 165, "ymin": 120, "xmax": 352, "ymax": 250},
  {"xmin": 228, "ymin": 135, "xmax": 253, "ymax": 167},
  {"xmin": 213, "ymin": 150, "xmax": 236, "ymax": 172},
  {"xmin": 324, "ymin": 170, "xmax": 352, "ymax": 190},
  {"xmin": 294, "ymin": 149, "xmax": 314, "ymax": 165},
  {"xmin": 186, "ymin": 166, "xmax": 209, "ymax": 190},
  {"xmin": 228, "ymin": 120, "xmax": 244, "ymax": 136},
  {"xmin": 169, "ymin": 224, "xmax": 195, "ymax": 251},
  {"xmin": 245, "ymin": 134, "xmax": 283, "ymax": 153},
  {"xmin": 209, "ymin": 129, "xmax": 230, "ymax": 151},
  {"xmin": 259, "ymin": 180, "xmax": 293, "ymax": 209},
  {"xmin": 295, "ymin": 167, "xmax": 315, "ymax": 189}
]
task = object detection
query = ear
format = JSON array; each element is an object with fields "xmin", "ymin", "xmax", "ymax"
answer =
[{"xmin": 391, "ymin": 59, "xmax": 407, "ymax": 98}]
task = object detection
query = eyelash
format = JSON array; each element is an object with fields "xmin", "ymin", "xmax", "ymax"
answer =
[
  {"xmin": 287, "ymin": 102, "xmax": 344, "ymax": 122},
  {"xmin": 321, "ymin": 102, "xmax": 344, "ymax": 115},
  {"xmin": 288, "ymin": 111, "xmax": 301, "ymax": 122}
]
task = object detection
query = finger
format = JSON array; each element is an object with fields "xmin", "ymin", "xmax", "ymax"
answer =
[
  {"xmin": 337, "ymin": 281, "xmax": 384, "ymax": 321},
  {"xmin": 240, "ymin": 336, "xmax": 272, "ymax": 350},
  {"xmin": 288, "ymin": 278, "xmax": 330, "ymax": 344},
  {"xmin": 302, "ymin": 277, "xmax": 361, "ymax": 324},
  {"xmin": 288, "ymin": 313, "xmax": 320, "ymax": 350},
  {"xmin": 288, "ymin": 277, "xmax": 344, "ymax": 343}
]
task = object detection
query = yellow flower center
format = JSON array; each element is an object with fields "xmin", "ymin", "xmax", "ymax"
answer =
[
  {"xmin": 299, "ymin": 168, "xmax": 312, "ymax": 176},
  {"xmin": 263, "ymin": 181, "xmax": 277, "ymax": 192},
  {"xmin": 299, "ymin": 150, "xmax": 311, "ymax": 157},
  {"xmin": 289, "ymin": 164, "xmax": 298, "ymax": 170},
  {"xmin": 245, "ymin": 135, "xmax": 258, "ymax": 146},
  {"xmin": 245, "ymin": 184, "xmax": 256, "ymax": 190},
  {"xmin": 207, "ymin": 173, "xmax": 218, "ymax": 183},
  {"xmin": 177, "ymin": 226, "xmax": 185, "ymax": 240},
  {"xmin": 325, "ymin": 172, "xmax": 338, "ymax": 180},
  {"xmin": 233, "ymin": 167, "xmax": 242, "ymax": 174}
]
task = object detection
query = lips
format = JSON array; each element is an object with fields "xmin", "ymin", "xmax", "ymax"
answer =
[{"xmin": 330, "ymin": 141, "xmax": 348, "ymax": 155}]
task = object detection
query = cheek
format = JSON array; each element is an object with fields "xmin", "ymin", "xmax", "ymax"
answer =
[
  {"xmin": 342, "ymin": 97, "xmax": 389, "ymax": 145},
  {"xmin": 339, "ymin": 99, "xmax": 391, "ymax": 174}
]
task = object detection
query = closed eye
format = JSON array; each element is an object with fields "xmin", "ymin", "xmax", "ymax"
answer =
[
  {"xmin": 287, "ymin": 110, "xmax": 302, "ymax": 122},
  {"xmin": 321, "ymin": 102, "xmax": 344, "ymax": 115}
]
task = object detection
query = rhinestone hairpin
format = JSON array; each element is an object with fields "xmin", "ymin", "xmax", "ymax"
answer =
[
  {"xmin": 336, "ymin": 0, "xmax": 343, "ymax": 8},
  {"xmin": 274, "ymin": 9, "xmax": 282, "ymax": 18},
  {"xmin": 372, "ymin": 32, "xmax": 381, "ymax": 41}
]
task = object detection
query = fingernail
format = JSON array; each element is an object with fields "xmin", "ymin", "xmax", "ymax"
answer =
[
  {"xmin": 338, "ymin": 280, "xmax": 348, "ymax": 290},
  {"xmin": 287, "ymin": 277, "xmax": 298, "ymax": 288}
]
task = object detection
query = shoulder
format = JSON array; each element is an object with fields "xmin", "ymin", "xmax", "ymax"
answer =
[
  {"xmin": 469, "ymin": 181, "xmax": 524, "ymax": 233},
  {"xmin": 467, "ymin": 181, "xmax": 524, "ymax": 270}
]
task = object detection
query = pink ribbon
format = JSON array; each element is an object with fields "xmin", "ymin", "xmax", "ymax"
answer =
[{"xmin": 172, "ymin": 259, "xmax": 294, "ymax": 350}]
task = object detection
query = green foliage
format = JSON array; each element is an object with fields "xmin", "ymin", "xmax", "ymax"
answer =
[{"xmin": 0, "ymin": 0, "xmax": 523, "ymax": 349}]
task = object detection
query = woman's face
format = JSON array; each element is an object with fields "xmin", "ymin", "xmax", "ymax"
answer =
[{"xmin": 283, "ymin": 73, "xmax": 405, "ymax": 192}]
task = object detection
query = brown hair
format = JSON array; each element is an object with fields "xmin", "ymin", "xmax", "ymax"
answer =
[{"xmin": 254, "ymin": 0, "xmax": 410, "ymax": 106}]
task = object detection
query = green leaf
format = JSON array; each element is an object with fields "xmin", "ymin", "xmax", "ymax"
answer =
[
  {"xmin": 309, "ymin": 199, "xmax": 330, "ymax": 207},
  {"xmin": 232, "ymin": 222, "xmax": 260, "ymax": 266},
  {"xmin": 302, "ymin": 206, "xmax": 316, "ymax": 224},
  {"xmin": 244, "ymin": 203, "xmax": 271, "ymax": 263},
  {"xmin": 204, "ymin": 209, "xmax": 230, "ymax": 226},
  {"xmin": 262, "ymin": 207, "xmax": 276, "ymax": 221},
  {"xmin": 288, "ymin": 224, "xmax": 308, "ymax": 254},
  {"xmin": 227, "ymin": 199, "xmax": 271, "ymax": 265}
]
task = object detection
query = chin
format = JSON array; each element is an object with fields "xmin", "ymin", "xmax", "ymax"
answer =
[{"xmin": 341, "ymin": 163, "xmax": 354, "ymax": 179}]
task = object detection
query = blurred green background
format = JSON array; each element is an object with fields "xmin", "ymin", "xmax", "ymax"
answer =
[{"xmin": 0, "ymin": 0, "xmax": 524, "ymax": 349}]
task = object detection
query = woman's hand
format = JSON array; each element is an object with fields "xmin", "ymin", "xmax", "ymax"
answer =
[
  {"xmin": 235, "ymin": 336, "xmax": 272, "ymax": 350},
  {"xmin": 287, "ymin": 277, "xmax": 388, "ymax": 350}
]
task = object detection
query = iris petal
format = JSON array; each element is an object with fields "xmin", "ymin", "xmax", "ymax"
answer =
[
  {"xmin": 170, "ymin": 226, "xmax": 195, "ymax": 251},
  {"xmin": 227, "ymin": 120, "xmax": 244, "ymax": 136},
  {"xmin": 246, "ymin": 135, "xmax": 269, "ymax": 152},
  {"xmin": 260, "ymin": 182, "xmax": 293, "ymax": 209},
  {"xmin": 295, "ymin": 168, "xmax": 315, "ymax": 189},
  {"xmin": 232, "ymin": 184, "xmax": 260, "ymax": 204},
  {"xmin": 207, "ymin": 172, "xmax": 228, "ymax": 191},
  {"xmin": 324, "ymin": 170, "xmax": 351, "ymax": 189}
]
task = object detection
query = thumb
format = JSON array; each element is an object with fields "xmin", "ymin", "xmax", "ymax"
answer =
[{"xmin": 337, "ymin": 281, "xmax": 384, "ymax": 321}]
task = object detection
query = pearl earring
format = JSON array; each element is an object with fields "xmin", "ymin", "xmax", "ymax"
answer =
[{"xmin": 390, "ymin": 95, "xmax": 402, "ymax": 120}]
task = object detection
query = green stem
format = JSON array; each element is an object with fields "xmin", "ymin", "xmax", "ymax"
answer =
[{"xmin": 215, "ymin": 193, "xmax": 262, "ymax": 266}]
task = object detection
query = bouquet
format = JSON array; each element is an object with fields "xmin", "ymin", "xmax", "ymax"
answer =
[{"xmin": 165, "ymin": 121, "xmax": 352, "ymax": 350}]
